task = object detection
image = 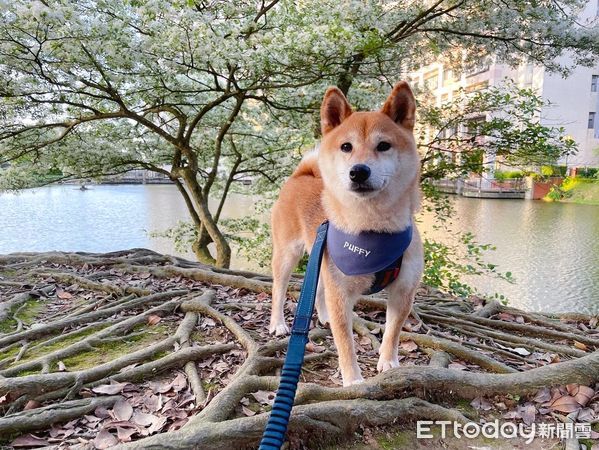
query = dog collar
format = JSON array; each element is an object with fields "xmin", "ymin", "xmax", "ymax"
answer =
[{"xmin": 326, "ymin": 222, "xmax": 413, "ymax": 277}]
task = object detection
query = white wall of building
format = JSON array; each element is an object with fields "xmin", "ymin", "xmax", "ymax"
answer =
[{"xmin": 409, "ymin": 0, "xmax": 599, "ymax": 171}]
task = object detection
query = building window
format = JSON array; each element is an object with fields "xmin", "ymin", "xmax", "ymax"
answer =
[
  {"xmin": 443, "ymin": 69, "xmax": 454, "ymax": 86},
  {"xmin": 588, "ymin": 112, "xmax": 596, "ymax": 129},
  {"xmin": 424, "ymin": 70, "xmax": 439, "ymax": 91},
  {"xmin": 592, "ymin": 75, "xmax": 598, "ymax": 92}
]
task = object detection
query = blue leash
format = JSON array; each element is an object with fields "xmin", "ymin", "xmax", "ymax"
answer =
[{"xmin": 259, "ymin": 221, "xmax": 329, "ymax": 450}]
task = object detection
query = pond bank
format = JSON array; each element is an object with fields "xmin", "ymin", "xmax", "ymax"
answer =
[{"xmin": 545, "ymin": 178, "xmax": 599, "ymax": 205}]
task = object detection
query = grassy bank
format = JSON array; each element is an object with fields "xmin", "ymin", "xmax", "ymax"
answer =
[{"xmin": 545, "ymin": 177, "xmax": 599, "ymax": 205}]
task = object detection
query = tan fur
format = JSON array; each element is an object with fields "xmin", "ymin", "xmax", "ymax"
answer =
[{"xmin": 269, "ymin": 82, "xmax": 424, "ymax": 386}]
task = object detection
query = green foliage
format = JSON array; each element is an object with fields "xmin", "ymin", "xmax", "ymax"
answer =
[
  {"xmin": 222, "ymin": 217, "xmax": 273, "ymax": 269},
  {"xmin": 540, "ymin": 164, "xmax": 568, "ymax": 178},
  {"xmin": 422, "ymin": 230, "xmax": 513, "ymax": 299},
  {"xmin": 577, "ymin": 167, "xmax": 599, "ymax": 179},
  {"xmin": 494, "ymin": 170, "xmax": 524, "ymax": 181},
  {"xmin": 150, "ymin": 221, "xmax": 198, "ymax": 254}
]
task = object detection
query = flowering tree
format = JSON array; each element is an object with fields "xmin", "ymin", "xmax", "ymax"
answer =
[{"xmin": 1, "ymin": 0, "xmax": 598, "ymax": 267}]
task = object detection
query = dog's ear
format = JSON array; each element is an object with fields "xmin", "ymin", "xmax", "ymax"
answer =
[
  {"xmin": 320, "ymin": 87, "xmax": 353, "ymax": 135},
  {"xmin": 381, "ymin": 81, "xmax": 416, "ymax": 130}
]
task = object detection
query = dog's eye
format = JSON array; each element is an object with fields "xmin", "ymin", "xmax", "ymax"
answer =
[
  {"xmin": 376, "ymin": 141, "xmax": 391, "ymax": 152},
  {"xmin": 340, "ymin": 142, "xmax": 352, "ymax": 153}
]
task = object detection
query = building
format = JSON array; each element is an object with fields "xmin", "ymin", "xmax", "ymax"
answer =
[{"xmin": 408, "ymin": 1, "xmax": 599, "ymax": 175}]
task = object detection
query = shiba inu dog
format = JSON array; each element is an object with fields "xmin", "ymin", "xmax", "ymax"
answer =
[{"xmin": 269, "ymin": 82, "xmax": 424, "ymax": 386}]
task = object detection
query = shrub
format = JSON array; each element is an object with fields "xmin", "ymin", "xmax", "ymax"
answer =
[
  {"xmin": 494, "ymin": 170, "xmax": 523, "ymax": 181},
  {"xmin": 577, "ymin": 167, "xmax": 598, "ymax": 179}
]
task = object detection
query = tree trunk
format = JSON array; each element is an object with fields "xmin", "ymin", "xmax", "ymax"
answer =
[
  {"xmin": 172, "ymin": 178, "xmax": 217, "ymax": 266},
  {"xmin": 191, "ymin": 226, "xmax": 216, "ymax": 266},
  {"xmin": 182, "ymin": 170, "xmax": 231, "ymax": 268}
]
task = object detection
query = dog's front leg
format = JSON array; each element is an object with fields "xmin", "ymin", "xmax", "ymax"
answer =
[
  {"xmin": 377, "ymin": 285, "xmax": 415, "ymax": 372},
  {"xmin": 322, "ymin": 268, "xmax": 363, "ymax": 386},
  {"xmin": 379, "ymin": 228, "xmax": 423, "ymax": 372}
]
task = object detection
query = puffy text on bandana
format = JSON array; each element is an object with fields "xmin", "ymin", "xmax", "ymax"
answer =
[{"xmin": 343, "ymin": 241, "xmax": 371, "ymax": 258}]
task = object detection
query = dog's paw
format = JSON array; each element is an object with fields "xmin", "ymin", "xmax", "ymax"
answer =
[
  {"xmin": 377, "ymin": 356, "xmax": 400, "ymax": 373},
  {"xmin": 317, "ymin": 311, "xmax": 330, "ymax": 326},
  {"xmin": 342, "ymin": 375, "xmax": 365, "ymax": 387},
  {"xmin": 268, "ymin": 322, "xmax": 290, "ymax": 336}
]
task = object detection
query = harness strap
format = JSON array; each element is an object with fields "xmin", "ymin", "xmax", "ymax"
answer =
[
  {"xmin": 364, "ymin": 255, "xmax": 404, "ymax": 295},
  {"xmin": 258, "ymin": 221, "xmax": 329, "ymax": 450}
]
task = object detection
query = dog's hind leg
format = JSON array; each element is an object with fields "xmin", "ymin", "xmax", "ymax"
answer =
[{"xmin": 269, "ymin": 239, "xmax": 303, "ymax": 336}]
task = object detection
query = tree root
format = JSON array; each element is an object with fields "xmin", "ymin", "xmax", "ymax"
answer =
[
  {"xmin": 0, "ymin": 396, "xmax": 123, "ymax": 435},
  {"xmin": 113, "ymin": 397, "xmax": 468, "ymax": 450},
  {"xmin": 1, "ymin": 250, "xmax": 598, "ymax": 449}
]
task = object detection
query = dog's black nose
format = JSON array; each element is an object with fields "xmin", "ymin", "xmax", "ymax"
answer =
[{"xmin": 349, "ymin": 164, "xmax": 371, "ymax": 183}]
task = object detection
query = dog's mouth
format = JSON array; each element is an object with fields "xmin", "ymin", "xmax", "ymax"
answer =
[{"xmin": 350, "ymin": 183, "xmax": 378, "ymax": 194}]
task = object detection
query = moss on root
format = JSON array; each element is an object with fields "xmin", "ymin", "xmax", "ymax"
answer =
[
  {"xmin": 57, "ymin": 323, "xmax": 175, "ymax": 371},
  {"xmin": 0, "ymin": 298, "xmax": 45, "ymax": 334}
]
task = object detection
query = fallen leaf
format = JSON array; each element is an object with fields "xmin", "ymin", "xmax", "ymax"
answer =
[
  {"xmin": 112, "ymin": 399, "xmax": 133, "ymax": 422},
  {"xmin": 575, "ymin": 407, "xmax": 595, "ymax": 422},
  {"xmin": 148, "ymin": 379, "xmax": 172, "ymax": 394},
  {"xmin": 448, "ymin": 362, "xmax": 467, "ymax": 371},
  {"xmin": 509, "ymin": 347, "xmax": 531, "ymax": 356},
  {"xmin": 172, "ymin": 373, "xmax": 187, "ymax": 392},
  {"xmin": 144, "ymin": 394, "xmax": 162, "ymax": 412},
  {"xmin": 574, "ymin": 341, "xmax": 588, "ymax": 351},
  {"xmin": 132, "ymin": 412, "xmax": 157, "ymax": 427},
  {"xmin": 203, "ymin": 318, "xmax": 216, "ymax": 327},
  {"xmin": 471, "ymin": 397, "xmax": 492, "ymax": 411},
  {"xmin": 533, "ymin": 387, "xmax": 551, "ymax": 403},
  {"xmin": 306, "ymin": 342, "xmax": 325, "ymax": 353},
  {"xmin": 92, "ymin": 383, "xmax": 128, "ymax": 395},
  {"xmin": 550, "ymin": 395, "xmax": 580, "ymax": 413},
  {"xmin": 95, "ymin": 406, "xmax": 111, "ymax": 418},
  {"xmin": 24, "ymin": 400, "xmax": 41, "ymax": 410},
  {"xmin": 251, "ymin": 390, "xmax": 276, "ymax": 406},
  {"xmin": 168, "ymin": 418, "xmax": 189, "ymax": 431},
  {"xmin": 399, "ymin": 340, "xmax": 418, "ymax": 352},
  {"xmin": 147, "ymin": 314, "xmax": 162, "ymax": 326},
  {"xmin": 572, "ymin": 385, "xmax": 595, "ymax": 406},
  {"xmin": 497, "ymin": 312, "xmax": 516, "ymax": 322},
  {"xmin": 93, "ymin": 429, "xmax": 118, "ymax": 449},
  {"xmin": 11, "ymin": 434, "xmax": 49, "ymax": 448},
  {"xmin": 84, "ymin": 415, "xmax": 102, "ymax": 424},
  {"xmin": 56, "ymin": 289, "xmax": 73, "ymax": 300},
  {"xmin": 242, "ymin": 405, "xmax": 256, "ymax": 416},
  {"xmin": 147, "ymin": 415, "xmax": 167, "ymax": 434},
  {"xmin": 117, "ymin": 427, "xmax": 137, "ymax": 442},
  {"xmin": 520, "ymin": 404, "xmax": 537, "ymax": 425}
]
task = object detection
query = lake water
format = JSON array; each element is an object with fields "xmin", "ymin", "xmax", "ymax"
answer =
[{"xmin": 0, "ymin": 184, "xmax": 597, "ymax": 314}]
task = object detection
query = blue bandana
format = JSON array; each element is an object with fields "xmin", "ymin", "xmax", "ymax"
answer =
[{"xmin": 326, "ymin": 222, "xmax": 413, "ymax": 276}]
